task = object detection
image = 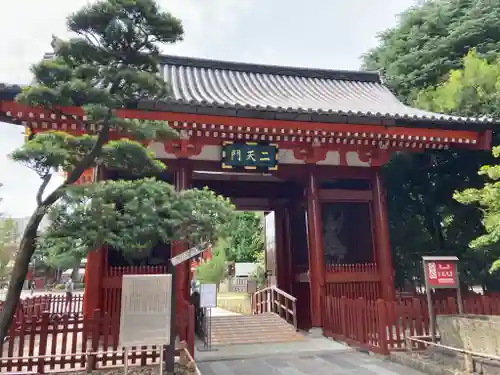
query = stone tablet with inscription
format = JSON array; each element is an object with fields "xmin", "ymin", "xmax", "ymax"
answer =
[{"xmin": 119, "ymin": 274, "xmax": 172, "ymax": 347}]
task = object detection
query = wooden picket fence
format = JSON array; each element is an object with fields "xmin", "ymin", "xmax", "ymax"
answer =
[
  {"xmin": 0, "ymin": 294, "xmax": 84, "ymax": 318},
  {"xmin": 0, "ymin": 301, "xmax": 195, "ymax": 373},
  {"xmin": 322, "ymin": 294, "xmax": 500, "ymax": 355}
]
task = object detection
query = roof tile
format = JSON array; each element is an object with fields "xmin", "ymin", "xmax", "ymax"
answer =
[{"xmin": 157, "ymin": 56, "xmax": 493, "ymax": 125}]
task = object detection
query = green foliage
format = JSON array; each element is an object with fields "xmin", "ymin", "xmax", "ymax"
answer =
[
  {"xmin": 10, "ymin": 132, "xmax": 167, "ymax": 178},
  {"xmin": 196, "ymin": 239, "xmax": 228, "ymax": 285},
  {"xmin": 224, "ymin": 211, "xmax": 264, "ymax": 263},
  {"xmin": 416, "ymin": 50, "xmax": 500, "ymax": 118},
  {"xmin": 10, "ymin": 0, "xmax": 185, "ymax": 181},
  {"xmin": 0, "ymin": 218, "xmax": 17, "ymax": 278},
  {"xmin": 249, "ymin": 250, "xmax": 266, "ymax": 289},
  {"xmin": 455, "ymin": 146, "xmax": 500, "ymax": 273},
  {"xmin": 362, "ymin": 0, "xmax": 500, "ymax": 102},
  {"xmin": 37, "ymin": 180, "xmax": 235, "ymax": 262},
  {"xmin": 1, "ymin": 0, "xmax": 196, "ymax": 343},
  {"xmin": 8, "ymin": 0, "xmax": 188, "ymax": 262},
  {"xmin": 362, "ymin": 1, "xmax": 500, "ymax": 289}
]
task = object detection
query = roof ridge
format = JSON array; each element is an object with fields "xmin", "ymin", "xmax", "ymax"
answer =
[{"xmin": 159, "ymin": 55, "xmax": 381, "ymax": 83}]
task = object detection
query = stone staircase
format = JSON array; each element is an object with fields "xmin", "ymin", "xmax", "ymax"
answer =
[{"xmin": 209, "ymin": 312, "xmax": 305, "ymax": 346}]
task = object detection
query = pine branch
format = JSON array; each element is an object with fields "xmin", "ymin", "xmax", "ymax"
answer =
[{"xmin": 65, "ymin": 120, "xmax": 110, "ymax": 185}]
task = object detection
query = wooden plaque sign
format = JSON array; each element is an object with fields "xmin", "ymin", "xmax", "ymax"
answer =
[{"xmin": 221, "ymin": 141, "xmax": 278, "ymax": 171}]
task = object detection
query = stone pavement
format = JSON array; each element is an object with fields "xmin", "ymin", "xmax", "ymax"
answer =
[
  {"xmin": 209, "ymin": 307, "xmax": 241, "ymax": 317},
  {"xmin": 197, "ymin": 349, "xmax": 427, "ymax": 375}
]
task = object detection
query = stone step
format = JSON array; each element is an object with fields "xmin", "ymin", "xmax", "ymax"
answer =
[
  {"xmin": 206, "ymin": 313, "xmax": 304, "ymax": 346},
  {"xmin": 210, "ymin": 319, "xmax": 294, "ymax": 328}
]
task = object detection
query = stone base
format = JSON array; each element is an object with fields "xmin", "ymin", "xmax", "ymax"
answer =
[
  {"xmin": 389, "ymin": 351, "xmax": 459, "ymax": 375},
  {"xmin": 307, "ymin": 328, "xmax": 324, "ymax": 338}
]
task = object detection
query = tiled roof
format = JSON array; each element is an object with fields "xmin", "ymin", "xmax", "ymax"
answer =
[
  {"xmin": 1, "ymin": 56, "xmax": 497, "ymax": 129},
  {"xmin": 149, "ymin": 56, "xmax": 494, "ymax": 128}
]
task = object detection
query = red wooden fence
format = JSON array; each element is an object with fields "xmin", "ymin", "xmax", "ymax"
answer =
[
  {"xmin": 0, "ymin": 300, "xmax": 195, "ymax": 373},
  {"xmin": 322, "ymin": 294, "xmax": 500, "ymax": 355},
  {"xmin": 0, "ymin": 294, "xmax": 84, "ymax": 336}
]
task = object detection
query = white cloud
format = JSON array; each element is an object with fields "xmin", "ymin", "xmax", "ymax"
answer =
[{"xmin": 0, "ymin": 0, "xmax": 414, "ymax": 217}]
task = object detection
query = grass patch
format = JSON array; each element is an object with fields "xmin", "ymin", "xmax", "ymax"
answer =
[{"xmin": 217, "ymin": 292, "xmax": 252, "ymax": 314}]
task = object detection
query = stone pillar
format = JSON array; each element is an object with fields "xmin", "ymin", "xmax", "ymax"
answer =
[
  {"xmin": 305, "ymin": 168, "xmax": 326, "ymax": 327},
  {"xmin": 373, "ymin": 170, "xmax": 396, "ymax": 301},
  {"xmin": 173, "ymin": 160, "xmax": 193, "ymax": 312}
]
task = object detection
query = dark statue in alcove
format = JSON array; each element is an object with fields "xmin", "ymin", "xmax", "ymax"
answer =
[{"xmin": 322, "ymin": 207, "xmax": 347, "ymax": 264}]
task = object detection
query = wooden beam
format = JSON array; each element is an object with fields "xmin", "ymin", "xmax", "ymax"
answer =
[
  {"xmin": 318, "ymin": 189, "xmax": 373, "ymax": 202},
  {"xmin": 325, "ymin": 272, "xmax": 381, "ymax": 283}
]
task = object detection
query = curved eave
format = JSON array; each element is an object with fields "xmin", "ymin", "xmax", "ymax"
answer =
[
  {"xmin": 1, "ymin": 84, "xmax": 499, "ymax": 132},
  {"xmin": 135, "ymin": 99, "xmax": 499, "ymax": 132}
]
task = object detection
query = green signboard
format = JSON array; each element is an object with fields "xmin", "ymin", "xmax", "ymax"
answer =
[{"xmin": 221, "ymin": 141, "xmax": 279, "ymax": 171}]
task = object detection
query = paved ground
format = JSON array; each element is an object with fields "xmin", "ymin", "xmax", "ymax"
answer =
[
  {"xmin": 197, "ymin": 349, "xmax": 427, "ymax": 375},
  {"xmin": 209, "ymin": 307, "xmax": 241, "ymax": 317}
]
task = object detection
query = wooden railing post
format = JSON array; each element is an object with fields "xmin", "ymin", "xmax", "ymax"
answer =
[
  {"xmin": 446, "ymin": 296, "xmax": 457, "ymax": 314},
  {"xmin": 187, "ymin": 304, "xmax": 195, "ymax": 358},
  {"xmin": 37, "ymin": 311, "xmax": 50, "ymax": 374},
  {"xmin": 86, "ymin": 309, "xmax": 101, "ymax": 373},
  {"xmin": 376, "ymin": 299, "xmax": 390, "ymax": 355},
  {"xmin": 292, "ymin": 300, "xmax": 298, "ymax": 331},
  {"xmin": 340, "ymin": 297, "xmax": 347, "ymax": 337},
  {"xmin": 270, "ymin": 288, "xmax": 275, "ymax": 313},
  {"xmin": 481, "ymin": 295, "xmax": 491, "ymax": 315}
]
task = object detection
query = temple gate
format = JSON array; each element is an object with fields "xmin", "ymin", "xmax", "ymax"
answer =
[{"xmin": 0, "ymin": 55, "xmax": 493, "ymax": 332}]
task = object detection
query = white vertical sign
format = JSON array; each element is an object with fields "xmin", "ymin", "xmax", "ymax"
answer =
[
  {"xmin": 119, "ymin": 274, "xmax": 172, "ymax": 347},
  {"xmin": 200, "ymin": 283, "xmax": 217, "ymax": 308}
]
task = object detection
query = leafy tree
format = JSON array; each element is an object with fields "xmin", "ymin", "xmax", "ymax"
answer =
[
  {"xmin": 0, "ymin": 218, "xmax": 17, "ymax": 279},
  {"xmin": 361, "ymin": 0, "xmax": 500, "ymax": 290},
  {"xmin": 363, "ymin": 0, "xmax": 500, "ymax": 102},
  {"xmin": 249, "ymin": 250, "xmax": 266, "ymax": 289},
  {"xmin": 224, "ymin": 211, "xmax": 264, "ymax": 263},
  {"xmin": 196, "ymin": 239, "xmax": 228, "ymax": 287},
  {"xmin": 415, "ymin": 50, "xmax": 500, "ymax": 118},
  {"xmin": 0, "ymin": 0, "xmax": 235, "ymax": 344},
  {"xmin": 454, "ymin": 146, "xmax": 500, "ymax": 273}
]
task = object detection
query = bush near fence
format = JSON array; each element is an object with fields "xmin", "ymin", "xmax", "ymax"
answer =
[
  {"xmin": 322, "ymin": 294, "xmax": 500, "ymax": 355},
  {"xmin": 0, "ymin": 295, "xmax": 195, "ymax": 374}
]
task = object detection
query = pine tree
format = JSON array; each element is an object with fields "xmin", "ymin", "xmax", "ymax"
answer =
[{"xmin": 0, "ymin": 0, "xmax": 235, "ymax": 343}]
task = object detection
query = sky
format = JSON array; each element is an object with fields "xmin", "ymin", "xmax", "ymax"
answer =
[{"xmin": 0, "ymin": 0, "xmax": 416, "ymax": 217}]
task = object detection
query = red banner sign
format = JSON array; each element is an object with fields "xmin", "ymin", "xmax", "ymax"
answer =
[{"xmin": 425, "ymin": 261, "xmax": 458, "ymax": 288}]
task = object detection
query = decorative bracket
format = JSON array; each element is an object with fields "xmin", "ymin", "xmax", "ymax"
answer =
[
  {"xmin": 293, "ymin": 146, "xmax": 328, "ymax": 164},
  {"xmin": 163, "ymin": 135, "xmax": 203, "ymax": 159},
  {"xmin": 358, "ymin": 144, "xmax": 391, "ymax": 167}
]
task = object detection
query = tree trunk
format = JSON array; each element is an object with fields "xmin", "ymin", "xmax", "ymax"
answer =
[
  {"xmin": 0, "ymin": 209, "xmax": 45, "ymax": 344},
  {"xmin": 71, "ymin": 266, "xmax": 80, "ymax": 282}
]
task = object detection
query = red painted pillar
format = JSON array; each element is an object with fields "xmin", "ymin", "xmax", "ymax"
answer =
[
  {"xmin": 274, "ymin": 205, "xmax": 287, "ymax": 291},
  {"xmin": 284, "ymin": 205, "xmax": 294, "ymax": 296},
  {"xmin": 306, "ymin": 168, "xmax": 326, "ymax": 327},
  {"xmin": 373, "ymin": 170, "xmax": 396, "ymax": 301},
  {"xmin": 83, "ymin": 247, "xmax": 105, "ymax": 316},
  {"xmin": 173, "ymin": 160, "xmax": 192, "ymax": 314},
  {"xmin": 83, "ymin": 166, "xmax": 106, "ymax": 316}
]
